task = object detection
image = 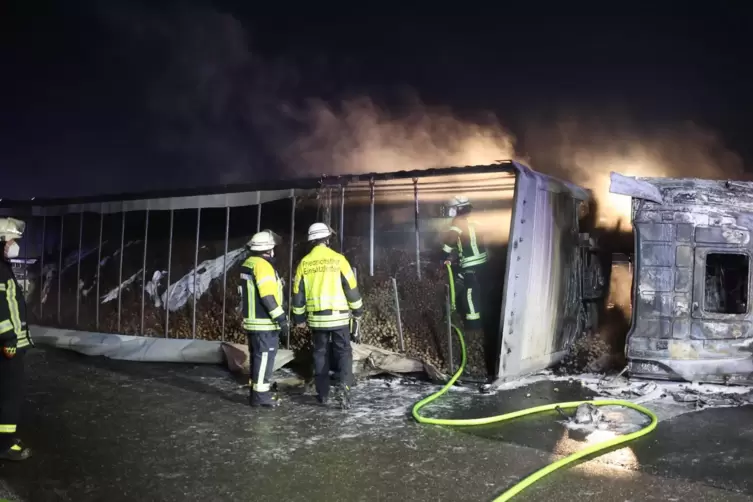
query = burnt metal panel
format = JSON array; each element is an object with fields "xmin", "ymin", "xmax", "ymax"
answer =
[
  {"xmin": 695, "ymin": 226, "xmax": 750, "ymax": 245},
  {"xmin": 616, "ymin": 175, "xmax": 753, "ymax": 384},
  {"xmin": 496, "ymin": 161, "xmax": 589, "ymax": 380},
  {"xmin": 691, "ymin": 321, "xmax": 753, "ymax": 340}
]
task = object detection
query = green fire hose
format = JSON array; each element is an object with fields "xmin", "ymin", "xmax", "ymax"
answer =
[{"xmin": 411, "ymin": 264, "xmax": 658, "ymax": 501}]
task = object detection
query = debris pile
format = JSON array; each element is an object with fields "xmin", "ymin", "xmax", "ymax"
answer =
[{"xmin": 557, "ymin": 332, "xmax": 614, "ymax": 374}]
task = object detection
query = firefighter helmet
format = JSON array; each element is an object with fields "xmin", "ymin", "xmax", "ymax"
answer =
[
  {"xmin": 447, "ymin": 196, "xmax": 471, "ymax": 210},
  {"xmin": 445, "ymin": 196, "xmax": 471, "ymax": 217},
  {"xmin": 247, "ymin": 230, "xmax": 281, "ymax": 252},
  {"xmin": 0, "ymin": 218, "xmax": 25, "ymax": 241},
  {"xmin": 307, "ymin": 222, "xmax": 332, "ymax": 242}
]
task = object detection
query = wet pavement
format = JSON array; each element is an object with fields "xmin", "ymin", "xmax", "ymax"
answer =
[{"xmin": 0, "ymin": 347, "xmax": 751, "ymax": 501}]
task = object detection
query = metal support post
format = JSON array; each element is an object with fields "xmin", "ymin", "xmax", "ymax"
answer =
[
  {"xmin": 96, "ymin": 208, "xmax": 103, "ymax": 330},
  {"xmin": 57, "ymin": 215, "xmax": 63, "ymax": 325},
  {"xmin": 369, "ymin": 178, "xmax": 375, "ymax": 276},
  {"xmin": 287, "ymin": 190, "xmax": 296, "ymax": 349},
  {"xmin": 256, "ymin": 191, "xmax": 262, "ymax": 232},
  {"xmin": 75, "ymin": 212, "xmax": 84, "ymax": 326},
  {"xmin": 39, "ymin": 215, "xmax": 46, "ymax": 320},
  {"xmin": 192, "ymin": 207, "xmax": 201, "ymax": 339},
  {"xmin": 140, "ymin": 208, "xmax": 150, "ymax": 335},
  {"xmin": 413, "ymin": 178, "xmax": 421, "ymax": 280},
  {"xmin": 165, "ymin": 209, "xmax": 174, "ymax": 338},
  {"xmin": 446, "ymin": 284, "xmax": 454, "ymax": 375},
  {"xmin": 339, "ymin": 185, "xmax": 345, "ymax": 252},
  {"xmin": 221, "ymin": 202, "xmax": 230, "ymax": 342},
  {"xmin": 117, "ymin": 209, "xmax": 125, "ymax": 332},
  {"xmin": 391, "ymin": 277, "xmax": 405, "ymax": 352}
]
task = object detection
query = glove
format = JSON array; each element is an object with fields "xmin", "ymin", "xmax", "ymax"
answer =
[
  {"xmin": 278, "ymin": 318, "xmax": 291, "ymax": 339},
  {"xmin": 349, "ymin": 317, "xmax": 362, "ymax": 344},
  {"xmin": 2, "ymin": 340, "xmax": 16, "ymax": 359}
]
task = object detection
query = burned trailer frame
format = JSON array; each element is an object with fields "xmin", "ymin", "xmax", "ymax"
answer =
[
  {"xmin": 320, "ymin": 161, "xmax": 591, "ymax": 382},
  {"xmin": 611, "ymin": 173, "xmax": 753, "ymax": 385},
  {"xmin": 0, "ymin": 161, "xmax": 590, "ymax": 381}
]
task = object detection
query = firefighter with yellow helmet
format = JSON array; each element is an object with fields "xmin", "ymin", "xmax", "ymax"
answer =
[
  {"xmin": 292, "ymin": 223, "xmax": 363, "ymax": 409},
  {"xmin": 441, "ymin": 196, "xmax": 488, "ymax": 330},
  {"xmin": 0, "ymin": 217, "xmax": 33, "ymax": 460},
  {"xmin": 240, "ymin": 230, "xmax": 289, "ymax": 408}
]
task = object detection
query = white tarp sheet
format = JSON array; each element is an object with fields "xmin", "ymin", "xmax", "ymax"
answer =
[
  {"xmin": 161, "ymin": 247, "xmax": 247, "ymax": 311},
  {"xmin": 221, "ymin": 341, "xmax": 425, "ymax": 378},
  {"xmin": 31, "ymin": 326, "xmax": 431, "ymax": 379},
  {"xmin": 31, "ymin": 325, "xmax": 224, "ymax": 364}
]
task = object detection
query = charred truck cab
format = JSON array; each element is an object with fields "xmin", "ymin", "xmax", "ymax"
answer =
[{"xmin": 611, "ymin": 173, "xmax": 753, "ymax": 384}]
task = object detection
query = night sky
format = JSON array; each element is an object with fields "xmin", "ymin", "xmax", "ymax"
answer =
[{"xmin": 1, "ymin": 2, "xmax": 751, "ymax": 199}]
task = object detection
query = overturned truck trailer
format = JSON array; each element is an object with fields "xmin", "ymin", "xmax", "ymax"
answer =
[
  {"xmin": 1, "ymin": 161, "xmax": 591, "ymax": 382},
  {"xmin": 611, "ymin": 173, "xmax": 753, "ymax": 384}
]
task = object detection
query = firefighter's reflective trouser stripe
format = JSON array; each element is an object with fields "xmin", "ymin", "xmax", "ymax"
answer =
[
  {"xmin": 0, "ymin": 281, "xmax": 30, "ymax": 349},
  {"xmin": 246, "ymin": 330, "xmax": 278, "ymax": 405},
  {"xmin": 0, "ymin": 350, "xmax": 24, "ymax": 450},
  {"xmin": 458, "ymin": 272, "xmax": 483, "ymax": 329},
  {"xmin": 312, "ymin": 327, "xmax": 352, "ymax": 401}
]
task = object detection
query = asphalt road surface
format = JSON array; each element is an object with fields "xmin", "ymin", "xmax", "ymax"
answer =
[{"xmin": 0, "ymin": 348, "xmax": 751, "ymax": 502}]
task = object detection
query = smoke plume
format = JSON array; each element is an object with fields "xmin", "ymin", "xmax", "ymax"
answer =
[
  {"xmin": 100, "ymin": 1, "xmax": 748, "ymax": 234},
  {"xmin": 281, "ymin": 96, "xmax": 516, "ymax": 175},
  {"xmin": 522, "ymin": 115, "xmax": 748, "ymax": 231}
]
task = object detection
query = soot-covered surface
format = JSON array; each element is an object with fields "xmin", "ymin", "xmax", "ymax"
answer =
[{"xmin": 0, "ymin": 348, "xmax": 751, "ymax": 501}]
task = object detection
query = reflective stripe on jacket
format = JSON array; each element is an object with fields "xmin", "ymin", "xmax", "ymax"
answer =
[
  {"xmin": 441, "ymin": 216, "xmax": 488, "ymax": 269},
  {"xmin": 291, "ymin": 245, "xmax": 363, "ymax": 329},
  {"xmin": 0, "ymin": 261, "xmax": 32, "ymax": 349},
  {"xmin": 240, "ymin": 256, "xmax": 287, "ymax": 332}
]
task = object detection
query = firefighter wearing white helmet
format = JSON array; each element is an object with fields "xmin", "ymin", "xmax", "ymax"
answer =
[
  {"xmin": 239, "ymin": 230, "xmax": 289, "ymax": 408},
  {"xmin": 292, "ymin": 222, "xmax": 363, "ymax": 409},
  {"xmin": 0, "ymin": 217, "xmax": 33, "ymax": 460},
  {"xmin": 441, "ymin": 196, "xmax": 488, "ymax": 331}
]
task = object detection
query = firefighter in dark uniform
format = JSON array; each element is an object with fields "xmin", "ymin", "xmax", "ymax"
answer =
[
  {"xmin": 240, "ymin": 230, "xmax": 289, "ymax": 408},
  {"xmin": 441, "ymin": 196, "xmax": 488, "ymax": 330},
  {"xmin": 0, "ymin": 217, "xmax": 33, "ymax": 460},
  {"xmin": 292, "ymin": 223, "xmax": 363, "ymax": 409}
]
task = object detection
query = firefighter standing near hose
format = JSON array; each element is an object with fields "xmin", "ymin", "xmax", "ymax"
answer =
[
  {"xmin": 240, "ymin": 230, "xmax": 289, "ymax": 408},
  {"xmin": 441, "ymin": 196, "xmax": 488, "ymax": 331},
  {"xmin": 292, "ymin": 223, "xmax": 363, "ymax": 409},
  {"xmin": 0, "ymin": 217, "xmax": 33, "ymax": 460}
]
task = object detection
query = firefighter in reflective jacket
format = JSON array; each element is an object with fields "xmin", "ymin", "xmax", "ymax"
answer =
[
  {"xmin": 240, "ymin": 230, "xmax": 289, "ymax": 408},
  {"xmin": 292, "ymin": 223, "xmax": 363, "ymax": 409},
  {"xmin": 441, "ymin": 196, "xmax": 488, "ymax": 330},
  {"xmin": 0, "ymin": 217, "xmax": 33, "ymax": 460}
]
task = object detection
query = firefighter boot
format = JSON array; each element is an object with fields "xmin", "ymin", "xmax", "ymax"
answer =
[
  {"xmin": 249, "ymin": 389, "xmax": 279, "ymax": 408},
  {"xmin": 334, "ymin": 384, "xmax": 351, "ymax": 410},
  {"xmin": 0, "ymin": 439, "xmax": 31, "ymax": 461}
]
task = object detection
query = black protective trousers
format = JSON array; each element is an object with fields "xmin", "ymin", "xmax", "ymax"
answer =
[
  {"xmin": 0, "ymin": 350, "xmax": 25, "ymax": 450},
  {"xmin": 457, "ymin": 269, "xmax": 483, "ymax": 331},
  {"xmin": 246, "ymin": 330, "xmax": 279, "ymax": 406},
  {"xmin": 312, "ymin": 327, "xmax": 352, "ymax": 401}
]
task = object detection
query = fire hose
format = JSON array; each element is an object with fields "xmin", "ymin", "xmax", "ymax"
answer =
[{"xmin": 411, "ymin": 263, "xmax": 658, "ymax": 501}]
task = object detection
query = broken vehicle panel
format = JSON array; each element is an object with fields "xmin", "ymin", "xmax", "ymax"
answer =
[{"xmin": 611, "ymin": 173, "xmax": 753, "ymax": 384}]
